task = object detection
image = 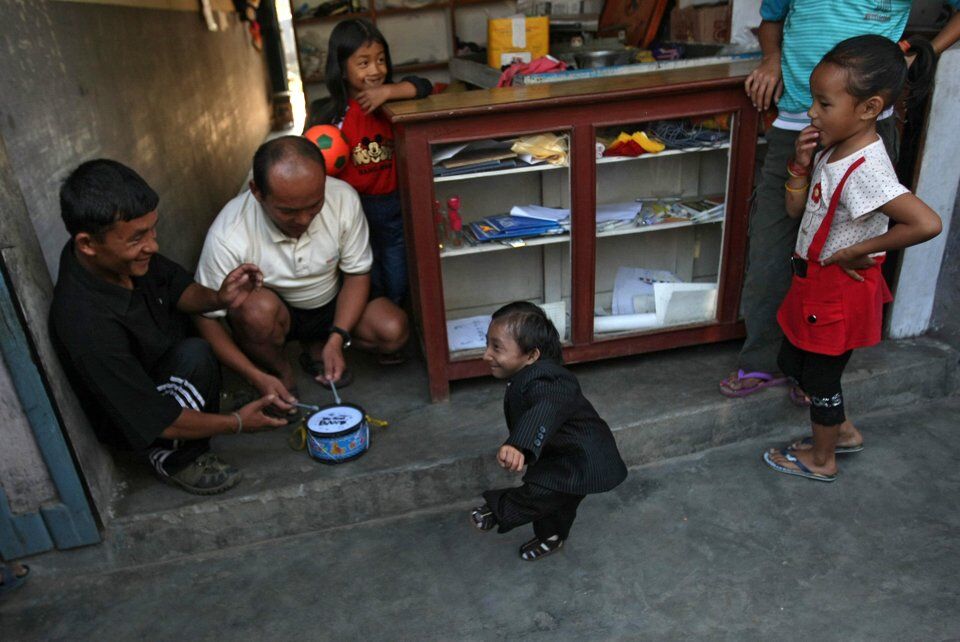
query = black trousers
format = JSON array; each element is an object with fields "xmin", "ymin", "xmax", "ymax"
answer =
[
  {"xmin": 483, "ymin": 483, "xmax": 585, "ymax": 541},
  {"xmin": 147, "ymin": 338, "xmax": 221, "ymax": 474},
  {"xmin": 778, "ymin": 339, "xmax": 852, "ymax": 426}
]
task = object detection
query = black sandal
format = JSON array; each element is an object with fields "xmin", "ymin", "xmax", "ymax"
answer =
[
  {"xmin": 470, "ymin": 505, "xmax": 497, "ymax": 531},
  {"xmin": 519, "ymin": 536, "xmax": 563, "ymax": 561}
]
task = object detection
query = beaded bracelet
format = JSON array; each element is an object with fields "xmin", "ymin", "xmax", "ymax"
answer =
[{"xmin": 232, "ymin": 412, "xmax": 243, "ymax": 434}]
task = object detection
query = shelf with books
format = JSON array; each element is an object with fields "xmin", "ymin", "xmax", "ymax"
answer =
[{"xmin": 438, "ymin": 217, "xmax": 723, "ymax": 258}]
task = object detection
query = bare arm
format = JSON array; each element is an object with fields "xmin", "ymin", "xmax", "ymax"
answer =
[
  {"xmin": 160, "ymin": 394, "xmax": 285, "ymax": 440},
  {"xmin": 177, "ymin": 264, "xmax": 263, "ymax": 314},
  {"xmin": 193, "ymin": 315, "xmax": 296, "ymax": 410},
  {"xmin": 317, "ymin": 272, "xmax": 370, "ymax": 383},
  {"xmin": 354, "ymin": 80, "xmax": 421, "ymax": 113},
  {"xmin": 786, "ymin": 126, "xmax": 820, "ymax": 218},
  {"xmin": 744, "ymin": 20, "xmax": 785, "ymax": 111},
  {"xmin": 821, "ymin": 193, "xmax": 943, "ymax": 279},
  {"xmin": 932, "ymin": 10, "xmax": 960, "ymax": 55}
]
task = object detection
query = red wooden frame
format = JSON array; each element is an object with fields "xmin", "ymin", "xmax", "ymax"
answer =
[{"xmin": 387, "ymin": 63, "xmax": 760, "ymax": 401}]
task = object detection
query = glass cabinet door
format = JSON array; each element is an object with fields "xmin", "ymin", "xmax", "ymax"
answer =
[
  {"xmin": 429, "ymin": 132, "xmax": 573, "ymax": 360},
  {"xmin": 592, "ymin": 113, "xmax": 734, "ymax": 339}
]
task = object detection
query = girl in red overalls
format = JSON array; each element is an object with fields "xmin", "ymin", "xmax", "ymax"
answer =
[
  {"xmin": 763, "ymin": 35, "xmax": 942, "ymax": 482},
  {"xmin": 305, "ymin": 19, "xmax": 432, "ymax": 352}
]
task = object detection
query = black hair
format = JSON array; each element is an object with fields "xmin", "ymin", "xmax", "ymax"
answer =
[
  {"xmin": 59, "ymin": 159, "xmax": 159, "ymax": 237},
  {"xmin": 323, "ymin": 18, "xmax": 393, "ymax": 123},
  {"xmin": 252, "ymin": 135, "xmax": 326, "ymax": 197},
  {"xmin": 491, "ymin": 301, "xmax": 563, "ymax": 362},
  {"xmin": 819, "ymin": 34, "xmax": 938, "ymax": 110}
]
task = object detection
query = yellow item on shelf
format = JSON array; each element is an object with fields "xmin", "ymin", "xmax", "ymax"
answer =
[
  {"xmin": 511, "ymin": 133, "xmax": 568, "ymax": 166},
  {"xmin": 633, "ymin": 131, "xmax": 666, "ymax": 153},
  {"xmin": 487, "ymin": 16, "xmax": 550, "ymax": 69}
]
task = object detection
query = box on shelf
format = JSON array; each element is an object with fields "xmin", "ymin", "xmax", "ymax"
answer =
[
  {"xmin": 669, "ymin": 4, "xmax": 730, "ymax": 44},
  {"xmin": 487, "ymin": 15, "xmax": 550, "ymax": 69}
]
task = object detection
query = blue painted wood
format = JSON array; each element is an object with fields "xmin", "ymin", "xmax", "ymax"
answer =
[
  {"xmin": 0, "ymin": 271, "xmax": 99, "ymax": 554},
  {"xmin": 0, "ymin": 490, "xmax": 53, "ymax": 558}
]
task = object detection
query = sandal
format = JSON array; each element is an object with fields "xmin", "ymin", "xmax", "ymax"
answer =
[
  {"xmin": 377, "ymin": 351, "xmax": 406, "ymax": 366},
  {"xmin": 470, "ymin": 505, "xmax": 497, "ymax": 531},
  {"xmin": 0, "ymin": 564, "xmax": 29, "ymax": 595},
  {"xmin": 762, "ymin": 449, "xmax": 837, "ymax": 482},
  {"xmin": 719, "ymin": 370, "xmax": 789, "ymax": 398},
  {"xmin": 789, "ymin": 385, "xmax": 812, "ymax": 407},
  {"xmin": 519, "ymin": 535, "xmax": 564, "ymax": 561},
  {"xmin": 787, "ymin": 436, "xmax": 864, "ymax": 455}
]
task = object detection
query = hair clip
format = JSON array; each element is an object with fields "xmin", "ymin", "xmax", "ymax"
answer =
[{"xmin": 898, "ymin": 40, "xmax": 911, "ymax": 53}]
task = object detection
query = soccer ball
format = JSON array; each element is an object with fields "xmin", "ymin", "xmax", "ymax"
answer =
[{"xmin": 304, "ymin": 125, "xmax": 350, "ymax": 176}]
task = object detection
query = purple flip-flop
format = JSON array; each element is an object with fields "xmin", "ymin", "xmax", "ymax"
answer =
[{"xmin": 719, "ymin": 370, "xmax": 790, "ymax": 398}]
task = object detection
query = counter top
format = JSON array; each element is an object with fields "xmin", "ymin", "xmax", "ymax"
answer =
[{"xmin": 384, "ymin": 59, "xmax": 758, "ymax": 123}]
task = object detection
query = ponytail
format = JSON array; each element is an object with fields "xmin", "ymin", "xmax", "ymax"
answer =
[{"xmin": 903, "ymin": 35, "xmax": 938, "ymax": 110}]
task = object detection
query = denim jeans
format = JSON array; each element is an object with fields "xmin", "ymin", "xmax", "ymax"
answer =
[{"xmin": 360, "ymin": 191, "xmax": 407, "ymax": 305}]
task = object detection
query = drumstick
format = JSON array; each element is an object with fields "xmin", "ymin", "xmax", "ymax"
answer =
[
  {"xmin": 329, "ymin": 379, "xmax": 342, "ymax": 405},
  {"xmin": 294, "ymin": 402, "xmax": 321, "ymax": 412}
]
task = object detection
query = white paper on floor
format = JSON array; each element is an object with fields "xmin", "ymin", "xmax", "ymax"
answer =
[{"xmin": 654, "ymin": 282, "xmax": 718, "ymax": 326}]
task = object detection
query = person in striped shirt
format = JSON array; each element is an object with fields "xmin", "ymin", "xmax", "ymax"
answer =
[{"xmin": 720, "ymin": 0, "xmax": 960, "ymax": 402}]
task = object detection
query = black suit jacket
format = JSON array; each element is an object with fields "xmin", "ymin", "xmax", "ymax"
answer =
[{"xmin": 503, "ymin": 359, "xmax": 627, "ymax": 495}]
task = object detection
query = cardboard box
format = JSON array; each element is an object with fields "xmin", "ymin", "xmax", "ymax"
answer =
[
  {"xmin": 487, "ymin": 15, "xmax": 550, "ymax": 69},
  {"xmin": 669, "ymin": 4, "xmax": 731, "ymax": 44}
]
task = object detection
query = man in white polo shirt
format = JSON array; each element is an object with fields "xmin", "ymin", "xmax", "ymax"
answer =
[{"xmin": 194, "ymin": 136, "xmax": 408, "ymax": 415}]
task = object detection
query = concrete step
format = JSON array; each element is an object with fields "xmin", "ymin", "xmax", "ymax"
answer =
[{"xmin": 49, "ymin": 337, "xmax": 958, "ymax": 571}]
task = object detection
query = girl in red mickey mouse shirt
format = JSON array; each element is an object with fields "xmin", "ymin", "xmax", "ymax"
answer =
[
  {"xmin": 763, "ymin": 35, "xmax": 942, "ymax": 482},
  {"xmin": 306, "ymin": 19, "xmax": 432, "ymax": 329}
]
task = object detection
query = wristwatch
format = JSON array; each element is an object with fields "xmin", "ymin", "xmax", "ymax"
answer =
[{"xmin": 329, "ymin": 325, "xmax": 352, "ymax": 349}]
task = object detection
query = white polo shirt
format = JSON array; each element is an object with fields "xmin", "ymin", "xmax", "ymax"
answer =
[{"xmin": 195, "ymin": 176, "xmax": 373, "ymax": 318}]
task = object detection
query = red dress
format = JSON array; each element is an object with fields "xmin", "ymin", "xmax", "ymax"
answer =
[{"xmin": 777, "ymin": 156, "xmax": 893, "ymax": 356}]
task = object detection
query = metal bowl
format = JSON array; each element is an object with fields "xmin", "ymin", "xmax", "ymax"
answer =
[{"xmin": 571, "ymin": 49, "xmax": 635, "ymax": 69}]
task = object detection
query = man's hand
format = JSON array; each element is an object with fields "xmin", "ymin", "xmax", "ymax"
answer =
[
  {"xmin": 497, "ymin": 445, "xmax": 525, "ymax": 472},
  {"xmin": 217, "ymin": 263, "xmax": 263, "ymax": 310},
  {"xmin": 744, "ymin": 54, "xmax": 783, "ymax": 111},
  {"xmin": 822, "ymin": 247, "xmax": 876, "ymax": 281},
  {"xmin": 236, "ymin": 394, "xmax": 289, "ymax": 432},
  {"xmin": 355, "ymin": 86, "xmax": 392, "ymax": 114},
  {"xmin": 319, "ymin": 335, "xmax": 346, "ymax": 384},
  {"xmin": 252, "ymin": 372, "xmax": 297, "ymax": 411},
  {"xmin": 794, "ymin": 125, "xmax": 820, "ymax": 169}
]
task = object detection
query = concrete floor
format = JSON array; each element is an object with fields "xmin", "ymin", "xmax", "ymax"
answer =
[{"xmin": 3, "ymin": 394, "xmax": 958, "ymax": 641}]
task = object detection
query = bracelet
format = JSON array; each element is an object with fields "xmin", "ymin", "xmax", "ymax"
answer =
[
  {"xmin": 232, "ymin": 412, "xmax": 243, "ymax": 434},
  {"xmin": 787, "ymin": 158, "xmax": 811, "ymax": 178},
  {"xmin": 785, "ymin": 180, "xmax": 810, "ymax": 193}
]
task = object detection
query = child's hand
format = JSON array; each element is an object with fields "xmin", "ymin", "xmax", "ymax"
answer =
[
  {"xmin": 744, "ymin": 55, "xmax": 783, "ymax": 111},
  {"xmin": 822, "ymin": 247, "xmax": 876, "ymax": 281},
  {"xmin": 355, "ymin": 86, "xmax": 392, "ymax": 114},
  {"xmin": 497, "ymin": 445, "xmax": 525, "ymax": 472},
  {"xmin": 794, "ymin": 126, "xmax": 820, "ymax": 168}
]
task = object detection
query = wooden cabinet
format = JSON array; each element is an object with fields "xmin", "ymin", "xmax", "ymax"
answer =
[{"xmin": 385, "ymin": 61, "xmax": 760, "ymax": 401}]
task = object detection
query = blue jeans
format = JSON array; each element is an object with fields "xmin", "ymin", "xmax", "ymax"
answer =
[{"xmin": 360, "ymin": 191, "xmax": 408, "ymax": 305}]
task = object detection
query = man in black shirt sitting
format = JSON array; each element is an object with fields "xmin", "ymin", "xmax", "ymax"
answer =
[{"xmin": 49, "ymin": 159, "xmax": 287, "ymax": 495}]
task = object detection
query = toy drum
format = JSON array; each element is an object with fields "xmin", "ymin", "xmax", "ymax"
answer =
[{"xmin": 305, "ymin": 403, "xmax": 369, "ymax": 464}]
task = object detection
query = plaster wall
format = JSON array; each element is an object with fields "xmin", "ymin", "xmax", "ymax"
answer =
[{"xmin": 0, "ymin": 1, "xmax": 271, "ymax": 524}]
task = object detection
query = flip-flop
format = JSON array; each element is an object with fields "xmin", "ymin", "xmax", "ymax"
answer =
[
  {"xmin": 787, "ymin": 436, "xmax": 864, "ymax": 454},
  {"xmin": 789, "ymin": 385, "xmax": 812, "ymax": 408},
  {"xmin": 0, "ymin": 564, "xmax": 28, "ymax": 595},
  {"xmin": 762, "ymin": 449, "xmax": 837, "ymax": 482},
  {"xmin": 719, "ymin": 370, "xmax": 790, "ymax": 398},
  {"xmin": 298, "ymin": 353, "xmax": 354, "ymax": 389}
]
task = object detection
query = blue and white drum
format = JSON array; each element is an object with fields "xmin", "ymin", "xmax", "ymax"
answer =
[{"xmin": 305, "ymin": 403, "xmax": 369, "ymax": 464}]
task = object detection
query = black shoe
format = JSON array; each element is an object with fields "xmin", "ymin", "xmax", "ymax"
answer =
[
  {"xmin": 160, "ymin": 453, "xmax": 242, "ymax": 495},
  {"xmin": 470, "ymin": 504, "xmax": 497, "ymax": 531},
  {"xmin": 519, "ymin": 535, "xmax": 563, "ymax": 561}
]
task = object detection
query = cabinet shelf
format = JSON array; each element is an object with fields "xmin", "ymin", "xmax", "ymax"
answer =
[
  {"xmin": 439, "ymin": 218, "xmax": 722, "ymax": 258},
  {"xmin": 433, "ymin": 140, "xmax": 746, "ymax": 183}
]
